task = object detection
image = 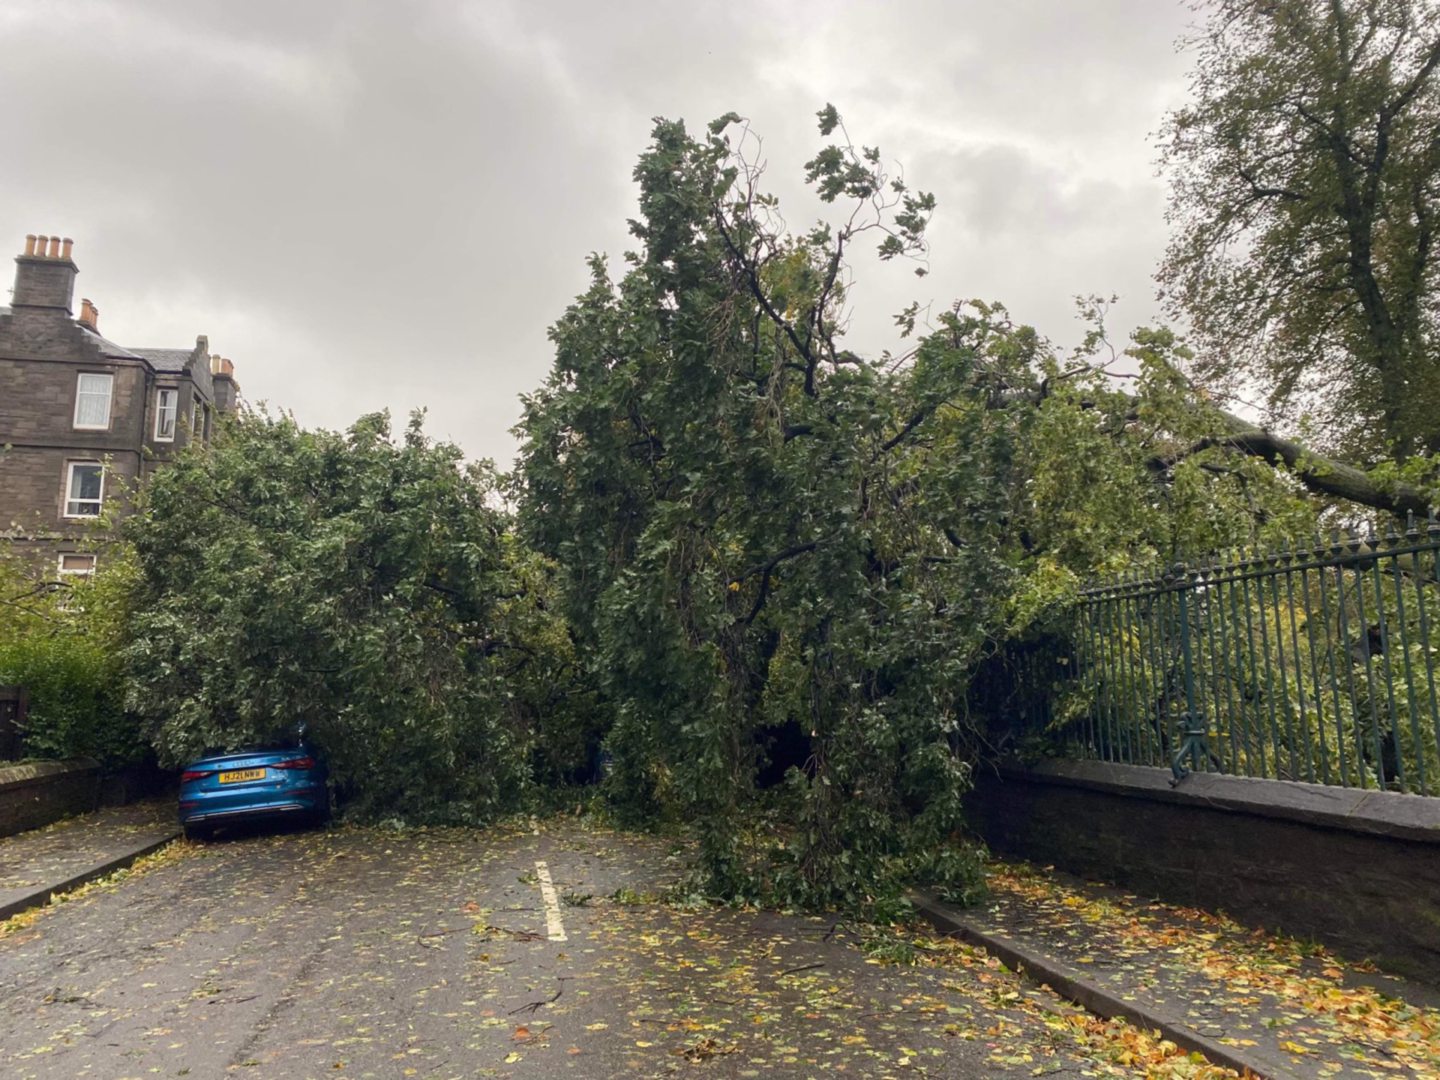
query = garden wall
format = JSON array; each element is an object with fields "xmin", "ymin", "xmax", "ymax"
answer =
[
  {"xmin": 0, "ymin": 760, "xmax": 168, "ymax": 838},
  {"xmin": 968, "ymin": 760, "xmax": 1440, "ymax": 985},
  {"xmin": 0, "ymin": 759, "xmax": 101, "ymax": 837}
]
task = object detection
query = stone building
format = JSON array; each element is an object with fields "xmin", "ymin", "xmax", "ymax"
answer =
[{"xmin": 0, "ymin": 234, "xmax": 241, "ymax": 575}]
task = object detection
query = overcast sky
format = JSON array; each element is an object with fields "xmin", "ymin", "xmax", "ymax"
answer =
[{"xmin": 0, "ymin": 0, "xmax": 1197, "ymax": 466}]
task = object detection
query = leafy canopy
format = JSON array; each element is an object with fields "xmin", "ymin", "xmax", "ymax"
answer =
[
  {"xmin": 122, "ymin": 409, "xmax": 557, "ymax": 822},
  {"xmin": 0, "ymin": 551, "xmax": 141, "ymax": 766},
  {"xmin": 1158, "ymin": 0, "xmax": 1440, "ymax": 461},
  {"xmin": 514, "ymin": 108, "xmax": 1315, "ymax": 911}
]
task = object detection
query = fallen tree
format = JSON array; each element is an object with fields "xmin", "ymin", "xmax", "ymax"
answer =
[
  {"xmin": 1153, "ymin": 408, "xmax": 1433, "ymax": 519},
  {"xmin": 512, "ymin": 109, "xmax": 1337, "ymax": 913}
]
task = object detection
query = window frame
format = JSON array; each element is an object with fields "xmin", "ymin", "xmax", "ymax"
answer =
[
  {"xmin": 154, "ymin": 386, "xmax": 178, "ymax": 442},
  {"xmin": 72, "ymin": 372, "xmax": 114, "ymax": 431},
  {"xmin": 62, "ymin": 461, "xmax": 105, "ymax": 519},
  {"xmin": 57, "ymin": 553, "xmax": 97, "ymax": 578}
]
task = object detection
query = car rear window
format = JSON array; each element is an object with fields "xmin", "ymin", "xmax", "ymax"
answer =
[{"xmin": 201, "ymin": 740, "xmax": 302, "ymax": 757}]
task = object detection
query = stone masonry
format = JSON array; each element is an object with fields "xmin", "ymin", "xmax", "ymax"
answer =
[{"xmin": 0, "ymin": 234, "xmax": 240, "ymax": 574}]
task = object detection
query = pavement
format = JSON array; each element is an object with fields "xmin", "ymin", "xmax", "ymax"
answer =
[
  {"xmin": 917, "ymin": 862, "xmax": 1440, "ymax": 1080},
  {"xmin": 0, "ymin": 816, "xmax": 1251, "ymax": 1080},
  {"xmin": 0, "ymin": 799, "xmax": 180, "ymax": 920},
  {"xmin": 2, "ymin": 810, "xmax": 1437, "ymax": 1078}
]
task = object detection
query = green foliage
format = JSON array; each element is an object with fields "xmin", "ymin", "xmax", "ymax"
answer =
[
  {"xmin": 122, "ymin": 409, "xmax": 578, "ymax": 823},
  {"xmin": 513, "ymin": 108, "xmax": 1320, "ymax": 915},
  {"xmin": 0, "ymin": 551, "xmax": 144, "ymax": 766},
  {"xmin": 1158, "ymin": 0, "xmax": 1440, "ymax": 460},
  {"xmin": 495, "ymin": 535, "xmax": 607, "ymax": 786},
  {"xmin": 514, "ymin": 113, "xmax": 1006, "ymax": 911}
]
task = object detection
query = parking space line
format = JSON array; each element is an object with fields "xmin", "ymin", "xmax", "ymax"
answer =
[{"xmin": 534, "ymin": 860, "xmax": 567, "ymax": 942}]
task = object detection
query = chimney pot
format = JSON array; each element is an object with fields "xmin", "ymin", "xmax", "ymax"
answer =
[
  {"xmin": 60, "ymin": 238, "xmax": 73, "ymax": 260},
  {"xmin": 78, "ymin": 298, "xmax": 99, "ymax": 330},
  {"xmin": 12, "ymin": 233, "xmax": 78, "ymax": 312}
]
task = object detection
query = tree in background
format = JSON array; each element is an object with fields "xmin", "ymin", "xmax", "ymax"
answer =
[
  {"xmin": 1159, "ymin": 0, "xmax": 1440, "ymax": 461},
  {"xmin": 123, "ymin": 409, "xmax": 583, "ymax": 823}
]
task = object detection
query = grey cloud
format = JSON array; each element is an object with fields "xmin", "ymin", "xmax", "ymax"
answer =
[{"xmin": 0, "ymin": 0, "xmax": 1195, "ymax": 464}]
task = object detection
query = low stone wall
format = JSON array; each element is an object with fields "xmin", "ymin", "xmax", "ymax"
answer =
[
  {"xmin": 97, "ymin": 763, "xmax": 172, "ymax": 806},
  {"xmin": 968, "ymin": 759, "xmax": 1440, "ymax": 985},
  {"xmin": 0, "ymin": 759, "xmax": 101, "ymax": 838}
]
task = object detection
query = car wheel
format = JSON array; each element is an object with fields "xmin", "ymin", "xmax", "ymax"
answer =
[{"xmin": 184, "ymin": 823, "xmax": 212, "ymax": 842}]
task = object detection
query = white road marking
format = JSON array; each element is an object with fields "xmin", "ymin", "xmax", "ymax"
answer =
[{"xmin": 534, "ymin": 860, "xmax": 567, "ymax": 942}]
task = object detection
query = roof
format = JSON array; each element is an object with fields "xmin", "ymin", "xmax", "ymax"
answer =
[
  {"xmin": 0, "ymin": 306, "xmax": 199, "ymax": 373},
  {"xmin": 128, "ymin": 347, "xmax": 195, "ymax": 373},
  {"xmin": 78, "ymin": 325, "xmax": 147, "ymax": 361}
]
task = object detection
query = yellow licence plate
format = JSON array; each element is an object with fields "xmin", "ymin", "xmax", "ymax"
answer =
[{"xmin": 218, "ymin": 768, "xmax": 266, "ymax": 784}]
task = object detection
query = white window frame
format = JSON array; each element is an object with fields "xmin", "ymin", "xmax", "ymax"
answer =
[
  {"xmin": 57, "ymin": 553, "xmax": 97, "ymax": 578},
  {"xmin": 63, "ymin": 461, "xmax": 104, "ymax": 519},
  {"xmin": 72, "ymin": 372, "xmax": 114, "ymax": 430},
  {"xmin": 154, "ymin": 387, "xmax": 178, "ymax": 441}
]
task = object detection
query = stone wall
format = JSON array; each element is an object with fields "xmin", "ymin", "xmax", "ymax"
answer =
[
  {"xmin": 0, "ymin": 442, "xmax": 140, "ymax": 531},
  {"xmin": 0, "ymin": 244, "xmax": 227, "ymax": 568},
  {"xmin": 0, "ymin": 352, "xmax": 149, "ymax": 448},
  {"xmin": 0, "ymin": 759, "xmax": 170, "ymax": 838},
  {"xmin": 968, "ymin": 760, "xmax": 1440, "ymax": 985},
  {"xmin": 0, "ymin": 759, "xmax": 100, "ymax": 838}
]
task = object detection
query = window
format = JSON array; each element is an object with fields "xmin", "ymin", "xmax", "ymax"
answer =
[
  {"xmin": 64, "ymin": 462, "xmax": 104, "ymax": 517},
  {"xmin": 73, "ymin": 373, "xmax": 113, "ymax": 430},
  {"xmin": 155, "ymin": 388, "xmax": 177, "ymax": 441},
  {"xmin": 57, "ymin": 554, "xmax": 97, "ymax": 578}
]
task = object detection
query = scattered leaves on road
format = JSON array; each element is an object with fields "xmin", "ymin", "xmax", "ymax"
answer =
[{"xmin": 970, "ymin": 861, "xmax": 1440, "ymax": 1077}]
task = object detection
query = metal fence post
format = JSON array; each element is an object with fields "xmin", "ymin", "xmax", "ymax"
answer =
[
  {"xmin": 1053, "ymin": 529, "xmax": 1440, "ymax": 796},
  {"xmin": 1170, "ymin": 563, "xmax": 1208, "ymax": 784},
  {"xmin": 0, "ymin": 686, "xmax": 26, "ymax": 761}
]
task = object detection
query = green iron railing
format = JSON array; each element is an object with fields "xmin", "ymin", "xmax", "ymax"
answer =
[{"xmin": 1058, "ymin": 518, "xmax": 1440, "ymax": 797}]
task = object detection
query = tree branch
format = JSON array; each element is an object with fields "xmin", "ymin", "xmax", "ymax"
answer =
[
  {"xmin": 730, "ymin": 541, "xmax": 819, "ymax": 625},
  {"xmin": 1151, "ymin": 408, "xmax": 1432, "ymax": 517}
]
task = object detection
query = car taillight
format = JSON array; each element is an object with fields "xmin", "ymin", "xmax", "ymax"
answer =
[
  {"xmin": 271, "ymin": 756, "xmax": 316, "ymax": 770},
  {"xmin": 181, "ymin": 769, "xmax": 212, "ymax": 782}
]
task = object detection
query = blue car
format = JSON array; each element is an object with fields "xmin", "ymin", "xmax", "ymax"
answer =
[{"xmin": 178, "ymin": 741, "xmax": 331, "ymax": 841}]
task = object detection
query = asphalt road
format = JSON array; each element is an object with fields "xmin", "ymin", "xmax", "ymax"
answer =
[{"xmin": 0, "ymin": 819, "xmax": 1136, "ymax": 1079}]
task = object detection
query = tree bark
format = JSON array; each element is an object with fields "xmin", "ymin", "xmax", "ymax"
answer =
[{"xmin": 1153, "ymin": 407, "xmax": 1432, "ymax": 517}]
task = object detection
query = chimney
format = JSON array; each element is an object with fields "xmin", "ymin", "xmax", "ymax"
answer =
[
  {"xmin": 11, "ymin": 232, "xmax": 78, "ymax": 314},
  {"xmin": 208, "ymin": 345, "xmax": 240, "ymax": 413},
  {"xmin": 78, "ymin": 297, "xmax": 99, "ymax": 330}
]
